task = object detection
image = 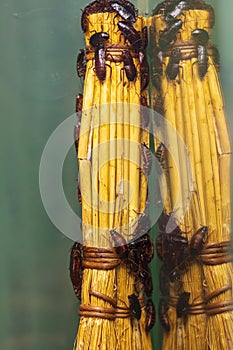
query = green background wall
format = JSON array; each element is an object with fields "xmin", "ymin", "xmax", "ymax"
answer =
[{"xmin": 0, "ymin": 1, "xmax": 232, "ymax": 349}]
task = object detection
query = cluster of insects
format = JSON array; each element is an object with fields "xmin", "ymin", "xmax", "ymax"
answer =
[
  {"xmin": 77, "ymin": 0, "xmax": 149, "ymax": 89},
  {"xmin": 151, "ymin": 0, "xmax": 218, "ymax": 93},
  {"xmin": 69, "ymin": 229, "xmax": 156, "ymax": 331},
  {"xmin": 156, "ymin": 212, "xmax": 208, "ymax": 281},
  {"xmin": 155, "ymin": 212, "xmax": 208, "ymax": 329},
  {"xmin": 110, "ymin": 227, "xmax": 156, "ymax": 330}
]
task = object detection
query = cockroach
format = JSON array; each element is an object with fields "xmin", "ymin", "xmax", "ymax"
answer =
[
  {"xmin": 76, "ymin": 49, "xmax": 86, "ymax": 78},
  {"xmin": 140, "ymin": 143, "xmax": 152, "ymax": 176},
  {"xmin": 128, "ymin": 294, "xmax": 141, "ymax": 320},
  {"xmin": 118, "ymin": 21, "xmax": 143, "ymax": 50},
  {"xmin": 122, "ymin": 50, "xmax": 137, "ymax": 82},
  {"xmin": 159, "ymin": 19, "xmax": 182, "ymax": 50},
  {"xmin": 141, "ymin": 26, "xmax": 148, "ymax": 49},
  {"xmin": 90, "ymin": 32, "xmax": 109, "ymax": 47},
  {"xmin": 110, "ymin": 229, "xmax": 128, "ymax": 258},
  {"xmin": 158, "ymin": 298, "xmax": 170, "ymax": 331},
  {"xmin": 139, "ymin": 50, "xmax": 149, "ymax": 91},
  {"xmin": 192, "ymin": 29, "xmax": 209, "ymax": 78},
  {"xmin": 155, "ymin": 143, "xmax": 166, "ymax": 170},
  {"xmin": 145, "ymin": 299, "xmax": 156, "ymax": 331},
  {"xmin": 164, "ymin": 1, "xmax": 188, "ymax": 22},
  {"xmin": 69, "ymin": 242, "xmax": 83, "ymax": 300},
  {"xmin": 109, "ymin": 0, "xmax": 138, "ymax": 22},
  {"xmin": 176, "ymin": 291, "xmax": 190, "ymax": 318},
  {"xmin": 190, "ymin": 226, "xmax": 208, "ymax": 255},
  {"xmin": 192, "ymin": 28, "xmax": 209, "ymax": 45},
  {"xmin": 211, "ymin": 45, "xmax": 220, "ymax": 72},
  {"xmin": 196, "ymin": 44, "xmax": 208, "ymax": 79},
  {"xmin": 95, "ymin": 45, "xmax": 107, "ymax": 82},
  {"xmin": 166, "ymin": 47, "xmax": 181, "ymax": 80},
  {"xmin": 159, "ymin": 264, "xmax": 170, "ymax": 296}
]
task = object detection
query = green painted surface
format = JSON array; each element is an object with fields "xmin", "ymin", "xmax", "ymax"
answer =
[{"xmin": 0, "ymin": 1, "xmax": 232, "ymax": 349}]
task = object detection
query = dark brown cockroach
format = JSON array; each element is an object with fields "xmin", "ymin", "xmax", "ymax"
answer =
[
  {"xmin": 145, "ymin": 299, "xmax": 156, "ymax": 331},
  {"xmin": 155, "ymin": 142, "xmax": 166, "ymax": 170},
  {"xmin": 159, "ymin": 19, "xmax": 182, "ymax": 50},
  {"xmin": 110, "ymin": 229, "xmax": 128, "ymax": 258},
  {"xmin": 109, "ymin": 0, "xmax": 138, "ymax": 22},
  {"xmin": 122, "ymin": 50, "xmax": 137, "ymax": 82},
  {"xmin": 118, "ymin": 21, "xmax": 143, "ymax": 50},
  {"xmin": 159, "ymin": 264, "xmax": 170, "ymax": 296},
  {"xmin": 192, "ymin": 29, "xmax": 209, "ymax": 78},
  {"xmin": 166, "ymin": 47, "xmax": 181, "ymax": 80},
  {"xmin": 74, "ymin": 93, "xmax": 83, "ymax": 153},
  {"xmin": 90, "ymin": 32, "xmax": 109, "ymax": 47},
  {"xmin": 158, "ymin": 298, "xmax": 170, "ymax": 331},
  {"xmin": 95, "ymin": 45, "xmax": 107, "ymax": 82},
  {"xmin": 69, "ymin": 242, "xmax": 83, "ymax": 300},
  {"xmin": 211, "ymin": 45, "xmax": 220, "ymax": 72},
  {"xmin": 190, "ymin": 226, "xmax": 208, "ymax": 255},
  {"xmin": 192, "ymin": 28, "xmax": 209, "ymax": 45},
  {"xmin": 140, "ymin": 143, "xmax": 152, "ymax": 176},
  {"xmin": 76, "ymin": 49, "xmax": 86, "ymax": 78},
  {"xmin": 196, "ymin": 44, "xmax": 208, "ymax": 79},
  {"xmin": 128, "ymin": 294, "xmax": 141, "ymax": 320},
  {"xmin": 139, "ymin": 50, "xmax": 149, "ymax": 91},
  {"xmin": 176, "ymin": 291, "xmax": 190, "ymax": 319},
  {"xmin": 164, "ymin": 1, "xmax": 188, "ymax": 22}
]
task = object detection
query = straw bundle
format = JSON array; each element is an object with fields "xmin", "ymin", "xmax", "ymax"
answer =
[
  {"xmin": 151, "ymin": 1, "xmax": 233, "ymax": 349},
  {"xmin": 72, "ymin": 3, "xmax": 153, "ymax": 349}
]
